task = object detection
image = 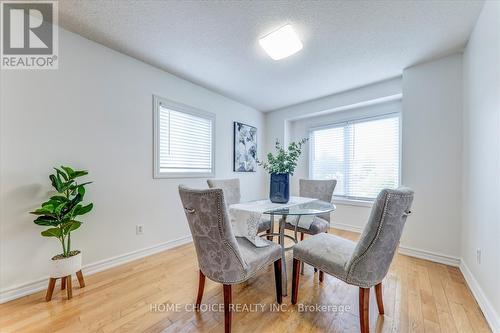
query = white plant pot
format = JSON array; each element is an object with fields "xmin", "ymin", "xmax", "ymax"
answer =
[{"xmin": 49, "ymin": 251, "xmax": 82, "ymax": 278}]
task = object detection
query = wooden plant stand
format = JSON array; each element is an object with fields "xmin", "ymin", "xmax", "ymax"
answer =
[{"xmin": 45, "ymin": 270, "xmax": 85, "ymax": 301}]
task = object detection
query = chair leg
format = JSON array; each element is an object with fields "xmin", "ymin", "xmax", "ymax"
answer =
[
  {"xmin": 359, "ymin": 287, "xmax": 370, "ymax": 333},
  {"xmin": 266, "ymin": 228, "xmax": 272, "ymax": 241},
  {"xmin": 76, "ymin": 270, "xmax": 85, "ymax": 288},
  {"xmin": 66, "ymin": 275, "xmax": 73, "ymax": 300},
  {"xmin": 61, "ymin": 276, "xmax": 66, "ymax": 290},
  {"xmin": 195, "ymin": 270, "xmax": 206, "ymax": 310},
  {"xmin": 375, "ymin": 283, "xmax": 384, "ymax": 315},
  {"xmin": 318, "ymin": 229, "xmax": 327, "ymax": 280},
  {"xmin": 299, "ymin": 233, "xmax": 306, "ymax": 275},
  {"xmin": 291, "ymin": 258, "xmax": 301, "ymax": 304},
  {"xmin": 273, "ymin": 259, "xmax": 282, "ymax": 304},
  {"xmin": 45, "ymin": 278, "xmax": 57, "ymax": 301},
  {"xmin": 223, "ymin": 284, "xmax": 232, "ymax": 333}
]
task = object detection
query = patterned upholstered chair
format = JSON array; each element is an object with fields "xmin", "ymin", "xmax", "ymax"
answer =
[
  {"xmin": 285, "ymin": 179, "xmax": 336, "ymax": 277},
  {"xmin": 179, "ymin": 186, "xmax": 282, "ymax": 333},
  {"xmin": 207, "ymin": 178, "xmax": 272, "ymax": 234},
  {"xmin": 291, "ymin": 187, "xmax": 414, "ymax": 333}
]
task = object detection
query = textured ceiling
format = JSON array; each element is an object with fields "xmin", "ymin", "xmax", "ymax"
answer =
[{"xmin": 59, "ymin": 0, "xmax": 483, "ymax": 111}]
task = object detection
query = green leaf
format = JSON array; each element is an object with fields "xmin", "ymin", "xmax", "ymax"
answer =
[
  {"xmin": 49, "ymin": 174, "xmax": 63, "ymax": 192},
  {"xmin": 61, "ymin": 166, "xmax": 75, "ymax": 177},
  {"xmin": 73, "ymin": 203, "xmax": 93, "ymax": 216},
  {"xmin": 41, "ymin": 228, "xmax": 62, "ymax": 238},
  {"xmin": 50, "ymin": 195, "xmax": 68, "ymax": 203},
  {"xmin": 71, "ymin": 170, "xmax": 89, "ymax": 178},
  {"xmin": 63, "ymin": 220, "xmax": 82, "ymax": 233},
  {"xmin": 34, "ymin": 215, "xmax": 58, "ymax": 226},
  {"xmin": 30, "ymin": 207, "xmax": 56, "ymax": 216},
  {"xmin": 54, "ymin": 167, "xmax": 68, "ymax": 181},
  {"xmin": 77, "ymin": 185, "xmax": 85, "ymax": 197}
]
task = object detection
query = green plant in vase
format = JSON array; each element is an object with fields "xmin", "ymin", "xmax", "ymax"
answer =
[
  {"xmin": 30, "ymin": 166, "xmax": 93, "ymax": 300},
  {"xmin": 257, "ymin": 138, "xmax": 308, "ymax": 203}
]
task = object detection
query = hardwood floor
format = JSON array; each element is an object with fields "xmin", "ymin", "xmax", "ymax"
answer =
[{"xmin": 0, "ymin": 229, "xmax": 491, "ymax": 333}]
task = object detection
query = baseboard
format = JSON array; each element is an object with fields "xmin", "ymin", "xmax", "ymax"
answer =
[
  {"xmin": 0, "ymin": 235, "xmax": 192, "ymax": 304},
  {"xmin": 398, "ymin": 245, "xmax": 461, "ymax": 267},
  {"xmin": 330, "ymin": 222, "xmax": 363, "ymax": 233},
  {"xmin": 460, "ymin": 260, "xmax": 500, "ymax": 333}
]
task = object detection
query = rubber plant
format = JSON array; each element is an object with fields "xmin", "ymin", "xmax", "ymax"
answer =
[{"xmin": 30, "ymin": 166, "xmax": 93, "ymax": 258}]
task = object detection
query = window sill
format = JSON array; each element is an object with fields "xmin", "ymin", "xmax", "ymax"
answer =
[{"xmin": 332, "ymin": 197, "xmax": 373, "ymax": 208}]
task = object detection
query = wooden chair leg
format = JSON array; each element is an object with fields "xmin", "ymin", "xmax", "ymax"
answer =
[
  {"xmin": 375, "ymin": 283, "xmax": 384, "ymax": 315},
  {"xmin": 318, "ymin": 230, "xmax": 328, "ymax": 280},
  {"xmin": 61, "ymin": 276, "xmax": 66, "ymax": 290},
  {"xmin": 66, "ymin": 275, "xmax": 73, "ymax": 300},
  {"xmin": 45, "ymin": 278, "xmax": 57, "ymax": 302},
  {"xmin": 359, "ymin": 287, "xmax": 370, "ymax": 333},
  {"xmin": 299, "ymin": 233, "xmax": 306, "ymax": 274},
  {"xmin": 223, "ymin": 284, "xmax": 232, "ymax": 333},
  {"xmin": 76, "ymin": 270, "xmax": 85, "ymax": 288},
  {"xmin": 291, "ymin": 258, "xmax": 301, "ymax": 304},
  {"xmin": 195, "ymin": 270, "xmax": 206, "ymax": 310},
  {"xmin": 266, "ymin": 228, "xmax": 272, "ymax": 241},
  {"xmin": 273, "ymin": 259, "xmax": 282, "ymax": 304}
]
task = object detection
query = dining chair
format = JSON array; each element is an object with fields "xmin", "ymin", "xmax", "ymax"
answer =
[
  {"xmin": 179, "ymin": 186, "xmax": 282, "ymax": 333},
  {"xmin": 285, "ymin": 179, "xmax": 336, "ymax": 277},
  {"xmin": 207, "ymin": 178, "xmax": 272, "ymax": 235},
  {"xmin": 291, "ymin": 187, "xmax": 414, "ymax": 333}
]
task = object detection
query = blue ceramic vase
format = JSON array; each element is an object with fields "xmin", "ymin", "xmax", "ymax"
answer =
[{"xmin": 269, "ymin": 173, "xmax": 290, "ymax": 203}]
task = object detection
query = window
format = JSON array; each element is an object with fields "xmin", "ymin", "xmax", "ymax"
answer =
[
  {"xmin": 154, "ymin": 96, "xmax": 215, "ymax": 178},
  {"xmin": 309, "ymin": 113, "xmax": 400, "ymax": 201}
]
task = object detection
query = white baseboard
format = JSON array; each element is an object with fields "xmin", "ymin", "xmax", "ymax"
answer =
[
  {"xmin": 330, "ymin": 222, "xmax": 363, "ymax": 233},
  {"xmin": 0, "ymin": 235, "xmax": 192, "ymax": 304},
  {"xmin": 460, "ymin": 260, "xmax": 500, "ymax": 333},
  {"xmin": 331, "ymin": 223, "xmax": 461, "ymax": 267},
  {"xmin": 398, "ymin": 245, "xmax": 461, "ymax": 267}
]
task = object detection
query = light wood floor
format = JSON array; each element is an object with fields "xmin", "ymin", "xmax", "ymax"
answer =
[{"xmin": 0, "ymin": 229, "xmax": 491, "ymax": 333}]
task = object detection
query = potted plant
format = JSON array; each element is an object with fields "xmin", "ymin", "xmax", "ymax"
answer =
[
  {"xmin": 258, "ymin": 139, "xmax": 308, "ymax": 203},
  {"xmin": 30, "ymin": 166, "xmax": 93, "ymax": 299}
]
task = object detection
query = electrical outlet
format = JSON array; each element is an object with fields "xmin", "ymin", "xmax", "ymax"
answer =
[
  {"xmin": 476, "ymin": 248, "xmax": 481, "ymax": 264},
  {"xmin": 136, "ymin": 225, "xmax": 144, "ymax": 235}
]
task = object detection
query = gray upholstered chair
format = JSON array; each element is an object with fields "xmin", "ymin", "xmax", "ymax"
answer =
[
  {"xmin": 285, "ymin": 179, "xmax": 336, "ymax": 277},
  {"xmin": 179, "ymin": 186, "xmax": 282, "ymax": 333},
  {"xmin": 207, "ymin": 178, "xmax": 272, "ymax": 234},
  {"xmin": 291, "ymin": 187, "xmax": 414, "ymax": 333}
]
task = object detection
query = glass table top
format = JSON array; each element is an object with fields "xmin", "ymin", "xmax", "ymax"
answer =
[{"xmin": 263, "ymin": 199, "xmax": 336, "ymax": 216}]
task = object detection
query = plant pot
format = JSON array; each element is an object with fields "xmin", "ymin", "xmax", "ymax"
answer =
[
  {"xmin": 49, "ymin": 250, "xmax": 82, "ymax": 278},
  {"xmin": 269, "ymin": 173, "xmax": 290, "ymax": 204}
]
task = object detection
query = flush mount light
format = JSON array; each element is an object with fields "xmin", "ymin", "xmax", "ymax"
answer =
[{"xmin": 259, "ymin": 24, "xmax": 303, "ymax": 60}]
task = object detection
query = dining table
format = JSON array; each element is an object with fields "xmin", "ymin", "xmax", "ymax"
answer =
[{"xmin": 229, "ymin": 197, "xmax": 336, "ymax": 296}]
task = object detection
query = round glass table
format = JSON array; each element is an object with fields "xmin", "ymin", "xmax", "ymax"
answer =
[{"xmin": 262, "ymin": 199, "xmax": 336, "ymax": 296}]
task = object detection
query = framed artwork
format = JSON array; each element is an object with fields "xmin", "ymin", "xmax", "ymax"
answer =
[{"xmin": 233, "ymin": 122, "xmax": 257, "ymax": 172}]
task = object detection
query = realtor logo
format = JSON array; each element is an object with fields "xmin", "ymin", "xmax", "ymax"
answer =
[{"xmin": 1, "ymin": 0, "xmax": 58, "ymax": 69}]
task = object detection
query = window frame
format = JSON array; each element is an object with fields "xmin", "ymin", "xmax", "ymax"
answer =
[
  {"xmin": 153, "ymin": 95, "xmax": 216, "ymax": 179},
  {"xmin": 308, "ymin": 111, "xmax": 401, "ymax": 203}
]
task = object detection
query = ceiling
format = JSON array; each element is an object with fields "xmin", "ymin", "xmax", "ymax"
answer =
[{"xmin": 59, "ymin": 1, "xmax": 484, "ymax": 111}]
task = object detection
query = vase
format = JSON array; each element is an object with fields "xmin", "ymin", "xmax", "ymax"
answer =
[
  {"xmin": 49, "ymin": 250, "xmax": 82, "ymax": 278},
  {"xmin": 269, "ymin": 173, "xmax": 290, "ymax": 203}
]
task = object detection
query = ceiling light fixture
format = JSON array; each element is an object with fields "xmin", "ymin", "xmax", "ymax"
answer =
[{"xmin": 259, "ymin": 24, "xmax": 303, "ymax": 60}]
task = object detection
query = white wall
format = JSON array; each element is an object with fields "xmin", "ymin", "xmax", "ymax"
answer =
[
  {"xmin": 289, "ymin": 100, "xmax": 402, "ymax": 230},
  {"xmin": 461, "ymin": 0, "xmax": 500, "ymax": 329},
  {"xmin": 402, "ymin": 54, "xmax": 463, "ymax": 258},
  {"xmin": 0, "ymin": 28, "xmax": 266, "ymax": 297}
]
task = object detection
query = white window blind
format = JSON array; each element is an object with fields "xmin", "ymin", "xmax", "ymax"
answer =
[
  {"xmin": 310, "ymin": 114, "xmax": 400, "ymax": 200},
  {"xmin": 154, "ymin": 96, "xmax": 215, "ymax": 178}
]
